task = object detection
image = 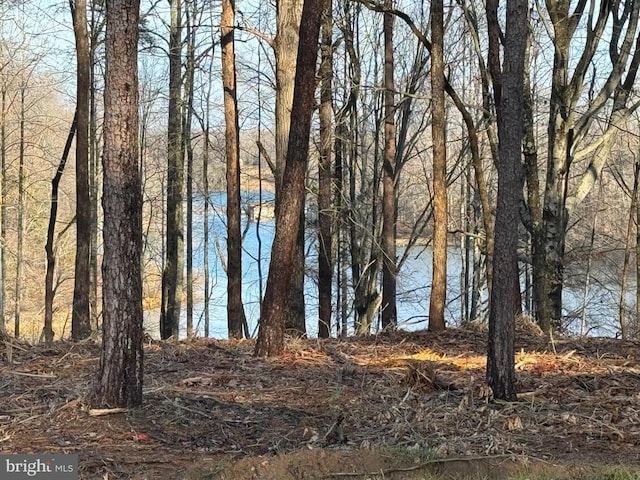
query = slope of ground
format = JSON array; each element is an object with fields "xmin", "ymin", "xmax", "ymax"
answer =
[{"xmin": 2, "ymin": 325, "xmax": 640, "ymax": 479}]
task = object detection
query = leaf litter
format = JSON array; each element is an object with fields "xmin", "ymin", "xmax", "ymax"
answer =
[{"xmin": 1, "ymin": 324, "xmax": 640, "ymax": 479}]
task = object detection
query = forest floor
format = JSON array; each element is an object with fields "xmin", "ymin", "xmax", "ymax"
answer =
[{"xmin": 2, "ymin": 322, "xmax": 640, "ymax": 479}]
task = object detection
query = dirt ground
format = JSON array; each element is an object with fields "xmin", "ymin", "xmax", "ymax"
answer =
[{"xmin": 2, "ymin": 323, "xmax": 640, "ymax": 479}]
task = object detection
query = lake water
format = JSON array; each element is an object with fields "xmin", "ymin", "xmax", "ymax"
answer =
[{"xmin": 144, "ymin": 193, "xmax": 628, "ymax": 339}]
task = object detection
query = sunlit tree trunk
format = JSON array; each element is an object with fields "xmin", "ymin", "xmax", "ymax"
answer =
[
  {"xmin": 221, "ymin": 0, "xmax": 248, "ymax": 339},
  {"xmin": 255, "ymin": 0, "xmax": 323, "ymax": 357},
  {"xmin": 274, "ymin": 0, "xmax": 306, "ymax": 336},
  {"xmin": 428, "ymin": 0, "xmax": 446, "ymax": 332},
  {"xmin": 71, "ymin": 0, "xmax": 92, "ymax": 340},
  {"xmin": 92, "ymin": 0, "xmax": 143, "ymax": 408},
  {"xmin": 161, "ymin": 0, "xmax": 184, "ymax": 339},
  {"xmin": 381, "ymin": 1, "xmax": 397, "ymax": 329}
]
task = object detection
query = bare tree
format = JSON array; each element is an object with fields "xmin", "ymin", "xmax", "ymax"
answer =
[
  {"xmin": 274, "ymin": 0, "xmax": 307, "ymax": 336},
  {"xmin": 92, "ymin": 0, "xmax": 143, "ymax": 408},
  {"xmin": 536, "ymin": 0, "xmax": 640, "ymax": 331},
  {"xmin": 44, "ymin": 114, "xmax": 77, "ymax": 344},
  {"xmin": 428, "ymin": 0, "xmax": 446, "ymax": 332},
  {"xmin": 161, "ymin": 0, "xmax": 184, "ymax": 339},
  {"xmin": 255, "ymin": 0, "xmax": 323, "ymax": 357},
  {"xmin": 381, "ymin": 0, "xmax": 397, "ymax": 329},
  {"xmin": 14, "ymin": 81, "xmax": 25, "ymax": 337},
  {"xmin": 71, "ymin": 0, "xmax": 92, "ymax": 340},
  {"xmin": 184, "ymin": 0, "xmax": 196, "ymax": 338},
  {"xmin": 317, "ymin": 0, "xmax": 333, "ymax": 338},
  {"xmin": 222, "ymin": 0, "xmax": 248, "ymax": 338}
]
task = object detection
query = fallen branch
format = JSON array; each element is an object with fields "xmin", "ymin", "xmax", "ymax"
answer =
[
  {"xmin": 88, "ymin": 408, "xmax": 128, "ymax": 417},
  {"xmin": 8, "ymin": 371, "xmax": 56, "ymax": 379}
]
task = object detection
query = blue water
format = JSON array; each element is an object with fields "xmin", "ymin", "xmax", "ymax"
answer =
[{"xmin": 144, "ymin": 192, "xmax": 625, "ymax": 339}]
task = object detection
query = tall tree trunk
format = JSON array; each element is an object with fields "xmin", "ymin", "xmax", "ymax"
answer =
[
  {"xmin": 428, "ymin": 0, "xmax": 446, "ymax": 332},
  {"xmin": 161, "ymin": 0, "xmax": 184, "ymax": 340},
  {"xmin": 275, "ymin": 0, "xmax": 306, "ymax": 336},
  {"xmin": 221, "ymin": 0, "xmax": 248, "ymax": 339},
  {"xmin": 637, "ymin": 160, "xmax": 640, "ymax": 333},
  {"xmin": 255, "ymin": 0, "xmax": 323, "ymax": 357},
  {"xmin": 71, "ymin": 0, "xmax": 92, "ymax": 340},
  {"xmin": 317, "ymin": 0, "xmax": 333, "ymax": 338},
  {"xmin": 44, "ymin": 115, "xmax": 77, "ymax": 344},
  {"xmin": 522, "ymin": 28, "xmax": 549, "ymax": 330},
  {"xmin": 487, "ymin": 0, "xmax": 527, "ymax": 402},
  {"xmin": 92, "ymin": 0, "xmax": 143, "ymax": 408},
  {"xmin": 203, "ymin": 131, "xmax": 210, "ymax": 338},
  {"xmin": 89, "ymin": 2, "xmax": 100, "ymax": 333},
  {"xmin": 0, "ymin": 86, "xmax": 6, "ymax": 335},
  {"xmin": 381, "ymin": 2, "xmax": 397, "ymax": 329},
  {"xmin": 14, "ymin": 83, "xmax": 25, "ymax": 338},
  {"xmin": 184, "ymin": 0, "xmax": 196, "ymax": 338},
  {"xmin": 202, "ymin": 31, "xmax": 214, "ymax": 338}
]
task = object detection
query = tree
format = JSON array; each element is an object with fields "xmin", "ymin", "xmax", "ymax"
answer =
[
  {"xmin": 160, "ymin": 0, "xmax": 184, "ymax": 340},
  {"xmin": 274, "ymin": 0, "xmax": 306, "ymax": 336},
  {"xmin": 92, "ymin": 0, "xmax": 143, "ymax": 408},
  {"xmin": 44, "ymin": 115, "xmax": 77, "ymax": 344},
  {"xmin": 317, "ymin": 0, "xmax": 333, "ymax": 338},
  {"xmin": 0, "ymin": 84, "xmax": 5, "ymax": 336},
  {"xmin": 381, "ymin": 0, "xmax": 397, "ymax": 329},
  {"xmin": 14, "ymin": 80, "xmax": 25, "ymax": 337},
  {"xmin": 184, "ymin": 0, "xmax": 196, "ymax": 338},
  {"xmin": 88, "ymin": 0, "xmax": 105, "ymax": 334},
  {"xmin": 255, "ymin": 0, "xmax": 323, "ymax": 357},
  {"xmin": 222, "ymin": 0, "xmax": 248, "ymax": 339},
  {"xmin": 71, "ymin": 0, "xmax": 92, "ymax": 341},
  {"xmin": 428, "ymin": 0, "xmax": 446, "ymax": 332},
  {"xmin": 486, "ymin": 0, "xmax": 527, "ymax": 402},
  {"xmin": 536, "ymin": 0, "xmax": 640, "ymax": 331}
]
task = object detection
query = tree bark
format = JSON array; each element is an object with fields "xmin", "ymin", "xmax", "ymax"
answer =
[
  {"xmin": 637, "ymin": 160, "xmax": 640, "ymax": 333},
  {"xmin": 71, "ymin": 0, "xmax": 92, "ymax": 340},
  {"xmin": 0, "ymin": 86, "xmax": 5, "ymax": 335},
  {"xmin": 274, "ymin": 0, "xmax": 307, "ymax": 336},
  {"xmin": 487, "ymin": 0, "xmax": 527, "ymax": 402},
  {"xmin": 92, "ymin": 0, "xmax": 143, "ymax": 408},
  {"xmin": 222, "ymin": 0, "xmax": 248, "ymax": 339},
  {"xmin": 14, "ymin": 83, "xmax": 25, "ymax": 338},
  {"xmin": 381, "ymin": 1, "xmax": 397, "ymax": 330},
  {"xmin": 88, "ymin": 0, "xmax": 101, "ymax": 334},
  {"xmin": 428, "ymin": 0, "xmax": 447, "ymax": 332},
  {"xmin": 255, "ymin": 0, "xmax": 323, "ymax": 357},
  {"xmin": 317, "ymin": 0, "xmax": 333, "ymax": 338},
  {"xmin": 184, "ymin": 0, "xmax": 197, "ymax": 338},
  {"xmin": 161, "ymin": 0, "xmax": 184, "ymax": 340}
]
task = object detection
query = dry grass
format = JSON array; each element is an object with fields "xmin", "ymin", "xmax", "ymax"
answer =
[{"xmin": 2, "ymin": 327, "xmax": 640, "ymax": 479}]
